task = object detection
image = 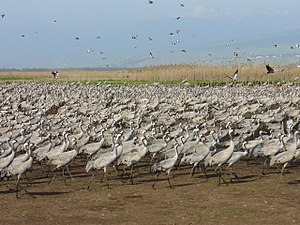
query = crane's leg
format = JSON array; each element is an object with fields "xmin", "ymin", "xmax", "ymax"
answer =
[
  {"xmin": 190, "ymin": 165, "xmax": 196, "ymax": 177},
  {"xmin": 104, "ymin": 172, "xmax": 111, "ymax": 189},
  {"xmin": 216, "ymin": 167, "xmax": 227, "ymax": 186},
  {"xmin": 121, "ymin": 166, "xmax": 129, "ymax": 183},
  {"xmin": 152, "ymin": 173, "xmax": 160, "ymax": 189},
  {"xmin": 15, "ymin": 177, "xmax": 33, "ymax": 198},
  {"xmin": 227, "ymin": 166, "xmax": 239, "ymax": 182},
  {"xmin": 177, "ymin": 161, "xmax": 182, "ymax": 171},
  {"xmin": 46, "ymin": 165, "xmax": 51, "ymax": 178},
  {"xmin": 166, "ymin": 170, "xmax": 174, "ymax": 188},
  {"xmin": 103, "ymin": 167, "xmax": 111, "ymax": 189},
  {"xmin": 129, "ymin": 167, "xmax": 134, "ymax": 185},
  {"xmin": 86, "ymin": 171, "xmax": 96, "ymax": 190},
  {"xmin": 48, "ymin": 170, "xmax": 58, "ymax": 186},
  {"xmin": 281, "ymin": 162, "xmax": 289, "ymax": 176},
  {"xmin": 2, "ymin": 177, "xmax": 12, "ymax": 190},
  {"xmin": 66, "ymin": 166, "xmax": 74, "ymax": 181},
  {"xmin": 136, "ymin": 167, "xmax": 141, "ymax": 176},
  {"xmin": 62, "ymin": 168, "xmax": 68, "ymax": 186},
  {"xmin": 199, "ymin": 164, "xmax": 209, "ymax": 180},
  {"xmin": 262, "ymin": 158, "xmax": 268, "ymax": 175},
  {"xmin": 15, "ymin": 178, "xmax": 20, "ymax": 198},
  {"xmin": 112, "ymin": 165, "xmax": 120, "ymax": 176}
]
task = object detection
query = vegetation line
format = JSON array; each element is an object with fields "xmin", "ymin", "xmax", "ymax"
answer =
[{"xmin": 0, "ymin": 63, "xmax": 298, "ymax": 83}]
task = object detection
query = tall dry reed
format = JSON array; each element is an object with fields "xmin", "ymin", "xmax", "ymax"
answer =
[{"xmin": 0, "ymin": 63, "xmax": 298, "ymax": 82}]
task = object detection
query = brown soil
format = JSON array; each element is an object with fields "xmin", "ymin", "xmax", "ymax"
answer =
[{"xmin": 1, "ymin": 157, "xmax": 300, "ymax": 225}]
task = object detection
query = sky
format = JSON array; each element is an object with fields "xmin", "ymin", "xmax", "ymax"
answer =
[{"xmin": 1, "ymin": 0, "xmax": 300, "ymax": 69}]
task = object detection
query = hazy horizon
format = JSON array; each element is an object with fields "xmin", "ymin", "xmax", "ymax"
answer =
[{"xmin": 1, "ymin": 0, "xmax": 300, "ymax": 69}]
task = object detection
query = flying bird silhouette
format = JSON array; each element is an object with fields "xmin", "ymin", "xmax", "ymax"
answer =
[
  {"xmin": 225, "ymin": 69, "xmax": 239, "ymax": 81},
  {"xmin": 266, "ymin": 64, "xmax": 274, "ymax": 74},
  {"xmin": 148, "ymin": 0, "xmax": 154, "ymax": 4},
  {"xmin": 1, "ymin": 14, "xmax": 5, "ymax": 19},
  {"xmin": 266, "ymin": 64, "xmax": 284, "ymax": 74}
]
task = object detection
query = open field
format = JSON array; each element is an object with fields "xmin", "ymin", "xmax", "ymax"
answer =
[
  {"xmin": 0, "ymin": 63, "xmax": 300, "ymax": 83},
  {"xmin": 1, "ymin": 158, "xmax": 300, "ymax": 225},
  {"xmin": 1, "ymin": 81, "xmax": 300, "ymax": 225}
]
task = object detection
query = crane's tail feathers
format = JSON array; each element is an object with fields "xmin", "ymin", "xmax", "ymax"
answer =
[
  {"xmin": 85, "ymin": 160, "xmax": 94, "ymax": 172},
  {"xmin": 151, "ymin": 163, "xmax": 163, "ymax": 174}
]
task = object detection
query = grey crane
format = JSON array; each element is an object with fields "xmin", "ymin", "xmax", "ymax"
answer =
[
  {"xmin": 270, "ymin": 131, "xmax": 299, "ymax": 176},
  {"xmin": 151, "ymin": 143, "xmax": 179, "ymax": 189},
  {"xmin": 179, "ymin": 137, "xmax": 210, "ymax": 178},
  {"xmin": 261, "ymin": 134, "xmax": 285, "ymax": 175},
  {"xmin": 85, "ymin": 143, "xmax": 123, "ymax": 189},
  {"xmin": 32, "ymin": 135, "xmax": 52, "ymax": 162},
  {"xmin": 1, "ymin": 143, "xmax": 33, "ymax": 198},
  {"xmin": 47, "ymin": 139, "xmax": 79, "ymax": 185},
  {"xmin": 46, "ymin": 133, "xmax": 70, "ymax": 160},
  {"xmin": 225, "ymin": 69, "xmax": 239, "ymax": 81},
  {"xmin": 119, "ymin": 136, "xmax": 148, "ymax": 184},
  {"xmin": 79, "ymin": 132, "xmax": 105, "ymax": 157},
  {"xmin": 146, "ymin": 133, "xmax": 168, "ymax": 160},
  {"xmin": 226, "ymin": 141, "xmax": 249, "ymax": 180},
  {"xmin": 0, "ymin": 144, "xmax": 15, "ymax": 171},
  {"xmin": 266, "ymin": 64, "xmax": 284, "ymax": 74},
  {"xmin": 210, "ymin": 129, "xmax": 235, "ymax": 186}
]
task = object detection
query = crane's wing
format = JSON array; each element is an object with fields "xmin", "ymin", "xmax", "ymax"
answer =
[
  {"xmin": 224, "ymin": 73, "xmax": 233, "ymax": 80},
  {"xmin": 232, "ymin": 69, "xmax": 239, "ymax": 80},
  {"xmin": 266, "ymin": 64, "xmax": 274, "ymax": 73}
]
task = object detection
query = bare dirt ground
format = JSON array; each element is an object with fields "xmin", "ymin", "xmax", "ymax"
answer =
[{"xmin": 1, "ymin": 157, "xmax": 300, "ymax": 225}]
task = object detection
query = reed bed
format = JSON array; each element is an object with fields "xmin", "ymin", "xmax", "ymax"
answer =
[{"xmin": 0, "ymin": 63, "xmax": 299, "ymax": 83}]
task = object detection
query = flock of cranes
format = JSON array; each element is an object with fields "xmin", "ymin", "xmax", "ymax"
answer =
[
  {"xmin": 0, "ymin": 81, "xmax": 300, "ymax": 198},
  {"xmin": 2, "ymin": 1, "xmax": 300, "ymax": 69}
]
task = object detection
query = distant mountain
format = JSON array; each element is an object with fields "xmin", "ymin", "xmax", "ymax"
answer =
[{"xmin": 119, "ymin": 29, "xmax": 300, "ymax": 68}]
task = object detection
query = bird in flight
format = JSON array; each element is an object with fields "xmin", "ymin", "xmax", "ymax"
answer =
[
  {"xmin": 148, "ymin": 0, "xmax": 154, "ymax": 4},
  {"xmin": 266, "ymin": 64, "xmax": 284, "ymax": 74},
  {"xmin": 148, "ymin": 36, "xmax": 153, "ymax": 41},
  {"xmin": 96, "ymin": 36, "xmax": 101, "ymax": 39},
  {"xmin": 225, "ymin": 69, "xmax": 239, "ymax": 81},
  {"xmin": 87, "ymin": 48, "xmax": 95, "ymax": 53},
  {"xmin": 181, "ymin": 49, "xmax": 187, "ymax": 53},
  {"xmin": 266, "ymin": 64, "xmax": 274, "ymax": 74},
  {"xmin": 176, "ymin": 16, "xmax": 181, "ymax": 20},
  {"xmin": 149, "ymin": 52, "xmax": 154, "ymax": 58},
  {"xmin": 75, "ymin": 36, "xmax": 79, "ymax": 40},
  {"xmin": 180, "ymin": 3, "xmax": 185, "ymax": 7},
  {"xmin": 1, "ymin": 14, "xmax": 5, "ymax": 19}
]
